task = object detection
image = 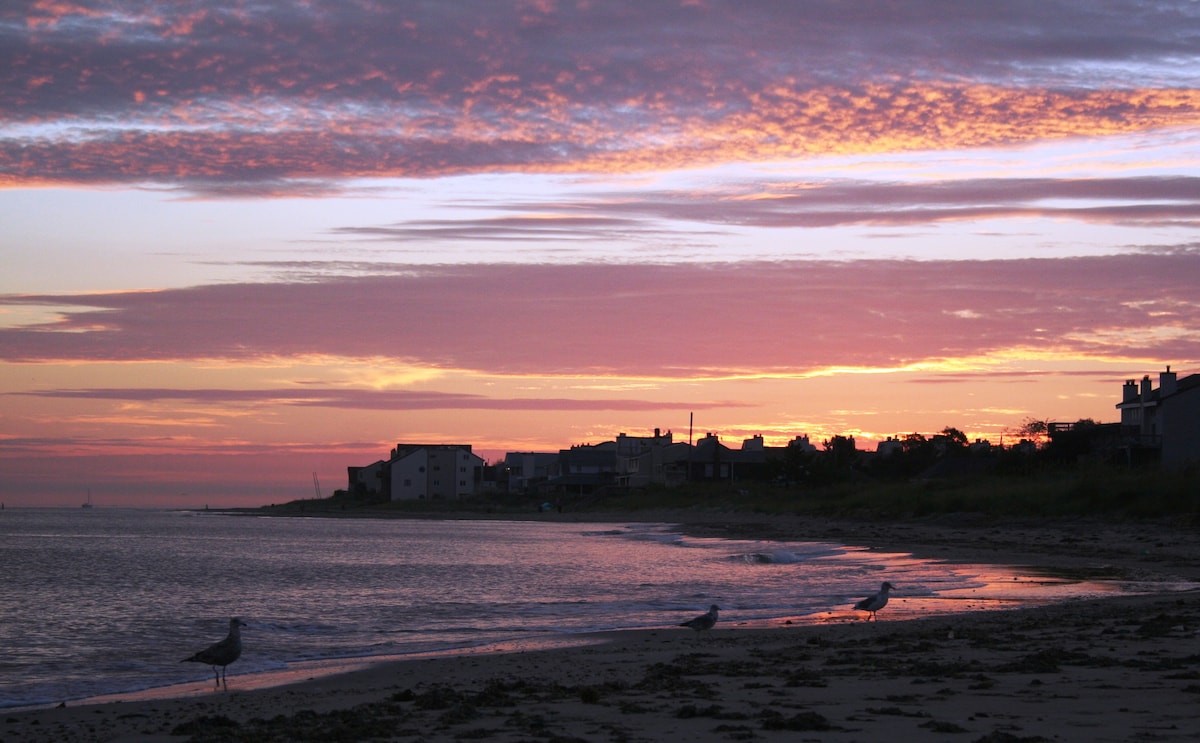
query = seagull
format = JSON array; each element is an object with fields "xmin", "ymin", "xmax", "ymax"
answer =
[
  {"xmin": 853, "ymin": 581, "xmax": 894, "ymax": 621},
  {"xmin": 182, "ymin": 617, "xmax": 247, "ymax": 690},
  {"xmin": 679, "ymin": 604, "xmax": 720, "ymax": 631}
]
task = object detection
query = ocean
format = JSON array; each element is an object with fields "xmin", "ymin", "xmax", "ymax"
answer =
[{"xmin": 0, "ymin": 508, "xmax": 1163, "ymax": 709}]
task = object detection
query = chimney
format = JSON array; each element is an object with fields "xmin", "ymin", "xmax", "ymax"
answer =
[
  {"xmin": 1140, "ymin": 374, "xmax": 1153, "ymax": 400},
  {"xmin": 1160, "ymin": 365, "xmax": 1178, "ymax": 397},
  {"xmin": 1123, "ymin": 379, "xmax": 1138, "ymax": 403}
]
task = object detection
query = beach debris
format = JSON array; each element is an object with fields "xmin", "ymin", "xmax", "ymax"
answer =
[
  {"xmin": 853, "ymin": 582, "xmax": 894, "ymax": 621},
  {"xmin": 182, "ymin": 617, "xmax": 247, "ymax": 690},
  {"xmin": 679, "ymin": 604, "xmax": 720, "ymax": 631}
]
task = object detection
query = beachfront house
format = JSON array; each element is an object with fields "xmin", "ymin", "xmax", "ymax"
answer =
[
  {"xmin": 346, "ymin": 459, "xmax": 388, "ymax": 498},
  {"xmin": 1116, "ymin": 366, "xmax": 1200, "ymax": 470},
  {"xmin": 387, "ymin": 443, "xmax": 485, "ymax": 500},
  {"xmin": 542, "ymin": 441, "xmax": 618, "ymax": 495},
  {"xmin": 676, "ymin": 432, "xmax": 787, "ymax": 483},
  {"xmin": 525, "ymin": 429, "xmax": 797, "ymax": 493},
  {"xmin": 502, "ymin": 452, "xmax": 559, "ymax": 493},
  {"xmin": 615, "ymin": 428, "xmax": 681, "ymax": 488}
]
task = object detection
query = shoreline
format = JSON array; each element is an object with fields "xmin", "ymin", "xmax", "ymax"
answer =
[
  {"xmin": 9, "ymin": 513, "xmax": 1200, "ymax": 741},
  {"xmin": 8, "ymin": 634, "xmax": 614, "ymax": 713},
  {"xmin": 227, "ymin": 506, "xmax": 1200, "ymax": 574}
]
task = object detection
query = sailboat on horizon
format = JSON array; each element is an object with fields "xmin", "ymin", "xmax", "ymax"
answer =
[{"xmin": 82, "ymin": 489, "xmax": 93, "ymax": 509}]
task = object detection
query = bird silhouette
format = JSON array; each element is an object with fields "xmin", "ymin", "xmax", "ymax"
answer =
[
  {"xmin": 853, "ymin": 582, "xmax": 894, "ymax": 621},
  {"xmin": 679, "ymin": 604, "xmax": 720, "ymax": 631},
  {"xmin": 182, "ymin": 617, "xmax": 247, "ymax": 690}
]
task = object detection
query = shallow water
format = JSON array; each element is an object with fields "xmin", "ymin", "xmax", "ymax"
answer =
[{"xmin": 0, "ymin": 508, "xmax": 1176, "ymax": 709}]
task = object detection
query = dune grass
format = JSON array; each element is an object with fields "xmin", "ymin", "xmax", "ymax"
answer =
[
  {"xmin": 270, "ymin": 464, "xmax": 1199, "ymax": 523},
  {"xmin": 583, "ymin": 465, "xmax": 1200, "ymax": 521}
]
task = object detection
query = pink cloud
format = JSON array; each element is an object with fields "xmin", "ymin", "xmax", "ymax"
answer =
[
  {"xmin": 4, "ymin": 3, "xmax": 1200, "ymax": 191},
  {"xmin": 4, "ymin": 88, "xmax": 1198, "ymax": 193},
  {"xmin": 8, "ymin": 2, "xmax": 1196, "ymax": 118},
  {"xmin": 4, "ymin": 256, "xmax": 1198, "ymax": 374},
  {"xmin": 9, "ymin": 387, "xmax": 740, "ymax": 412},
  {"xmin": 363, "ymin": 177, "xmax": 1200, "ymax": 235}
]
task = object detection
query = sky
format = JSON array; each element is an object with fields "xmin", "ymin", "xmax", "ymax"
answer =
[{"xmin": 3, "ymin": 1, "xmax": 1200, "ymax": 507}]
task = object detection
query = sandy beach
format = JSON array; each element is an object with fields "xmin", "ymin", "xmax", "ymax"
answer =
[{"xmin": 7, "ymin": 513, "xmax": 1200, "ymax": 742}]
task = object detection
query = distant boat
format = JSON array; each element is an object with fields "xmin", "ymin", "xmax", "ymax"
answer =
[{"xmin": 82, "ymin": 490, "xmax": 93, "ymax": 509}]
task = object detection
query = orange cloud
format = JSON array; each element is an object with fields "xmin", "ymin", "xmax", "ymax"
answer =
[
  {"xmin": 6, "ymin": 3, "xmax": 1200, "ymax": 191},
  {"xmin": 6, "ymin": 82, "xmax": 1200, "ymax": 190}
]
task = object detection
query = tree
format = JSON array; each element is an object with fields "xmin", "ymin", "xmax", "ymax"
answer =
[
  {"xmin": 1010, "ymin": 417, "xmax": 1049, "ymax": 447},
  {"xmin": 932, "ymin": 427, "xmax": 969, "ymax": 456},
  {"xmin": 806, "ymin": 435, "xmax": 857, "ymax": 482},
  {"xmin": 901, "ymin": 433, "xmax": 928, "ymax": 455},
  {"xmin": 822, "ymin": 435, "xmax": 857, "ymax": 460},
  {"xmin": 872, "ymin": 433, "xmax": 933, "ymax": 478},
  {"xmin": 940, "ymin": 427, "xmax": 968, "ymax": 446},
  {"xmin": 1044, "ymin": 418, "xmax": 1101, "ymax": 462}
]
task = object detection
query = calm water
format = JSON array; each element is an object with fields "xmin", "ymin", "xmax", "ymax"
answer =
[{"xmin": 0, "ymin": 508, "xmax": 1169, "ymax": 709}]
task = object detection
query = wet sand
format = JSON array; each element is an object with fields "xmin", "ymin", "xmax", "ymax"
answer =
[{"xmin": 7, "ymin": 513, "xmax": 1200, "ymax": 742}]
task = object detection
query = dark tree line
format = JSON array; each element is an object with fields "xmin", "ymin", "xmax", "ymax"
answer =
[{"xmin": 768, "ymin": 420, "xmax": 1119, "ymax": 486}]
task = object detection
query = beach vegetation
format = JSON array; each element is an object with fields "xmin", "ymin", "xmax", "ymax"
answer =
[
  {"xmin": 624, "ymin": 465, "xmax": 1197, "ymax": 520},
  {"xmin": 261, "ymin": 461, "xmax": 1198, "ymax": 522}
]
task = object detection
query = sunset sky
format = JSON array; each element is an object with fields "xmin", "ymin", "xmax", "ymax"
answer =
[{"xmin": 3, "ymin": 1, "xmax": 1200, "ymax": 507}]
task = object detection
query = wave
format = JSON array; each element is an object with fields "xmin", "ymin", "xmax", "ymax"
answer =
[
  {"xmin": 735, "ymin": 544, "xmax": 846, "ymax": 564},
  {"xmin": 742, "ymin": 550, "xmax": 798, "ymax": 564}
]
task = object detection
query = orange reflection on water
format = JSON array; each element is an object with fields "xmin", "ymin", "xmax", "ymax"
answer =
[{"xmin": 729, "ymin": 563, "xmax": 1197, "ymax": 629}]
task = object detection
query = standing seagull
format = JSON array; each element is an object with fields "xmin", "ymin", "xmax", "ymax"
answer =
[
  {"xmin": 679, "ymin": 604, "xmax": 720, "ymax": 631},
  {"xmin": 853, "ymin": 582, "xmax": 894, "ymax": 621},
  {"xmin": 182, "ymin": 617, "xmax": 247, "ymax": 690}
]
